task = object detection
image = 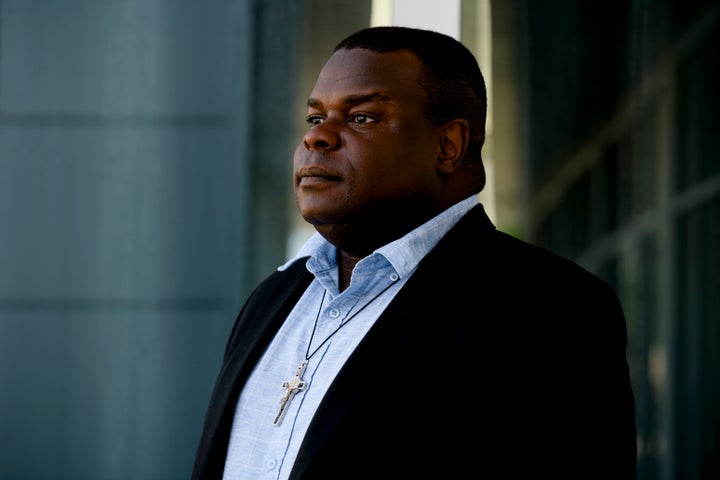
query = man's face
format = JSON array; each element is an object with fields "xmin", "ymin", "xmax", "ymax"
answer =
[{"xmin": 293, "ymin": 48, "xmax": 444, "ymax": 244}]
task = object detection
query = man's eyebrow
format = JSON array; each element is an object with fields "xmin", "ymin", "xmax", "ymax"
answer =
[{"xmin": 307, "ymin": 92, "xmax": 391, "ymax": 109}]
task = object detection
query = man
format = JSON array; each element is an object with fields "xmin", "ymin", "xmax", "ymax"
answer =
[{"xmin": 193, "ymin": 26, "xmax": 637, "ymax": 479}]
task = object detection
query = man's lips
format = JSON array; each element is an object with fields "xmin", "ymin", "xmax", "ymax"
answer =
[{"xmin": 297, "ymin": 166, "xmax": 341, "ymax": 186}]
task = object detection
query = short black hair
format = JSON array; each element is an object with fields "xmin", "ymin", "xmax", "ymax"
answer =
[{"xmin": 334, "ymin": 26, "xmax": 487, "ymax": 192}]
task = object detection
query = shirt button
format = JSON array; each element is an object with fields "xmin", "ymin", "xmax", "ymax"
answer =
[
  {"xmin": 266, "ymin": 459, "xmax": 277, "ymax": 470},
  {"xmin": 389, "ymin": 273, "xmax": 399, "ymax": 282},
  {"xmin": 329, "ymin": 308, "xmax": 340, "ymax": 318}
]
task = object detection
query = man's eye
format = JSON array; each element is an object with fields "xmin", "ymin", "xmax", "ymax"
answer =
[
  {"xmin": 350, "ymin": 113, "xmax": 375, "ymax": 124},
  {"xmin": 306, "ymin": 115, "xmax": 324, "ymax": 126}
]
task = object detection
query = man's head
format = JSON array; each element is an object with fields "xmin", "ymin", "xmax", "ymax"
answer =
[
  {"xmin": 293, "ymin": 26, "xmax": 488, "ymax": 256},
  {"xmin": 335, "ymin": 26, "xmax": 487, "ymax": 188}
]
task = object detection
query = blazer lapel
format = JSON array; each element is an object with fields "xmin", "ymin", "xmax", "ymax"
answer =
[{"xmin": 194, "ymin": 260, "xmax": 313, "ymax": 479}]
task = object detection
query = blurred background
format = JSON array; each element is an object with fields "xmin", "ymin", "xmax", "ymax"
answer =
[{"xmin": 0, "ymin": 0, "xmax": 717, "ymax": 478}]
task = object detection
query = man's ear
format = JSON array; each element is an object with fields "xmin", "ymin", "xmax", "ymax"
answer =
[{"xmin": 437, "ymin": 119, "xmax": 470, "ymax": 175}]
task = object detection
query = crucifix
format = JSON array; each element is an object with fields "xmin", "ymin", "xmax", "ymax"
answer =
[{"xmin": 273, "ymin": 359, "xmax": 308, "ymax": 426}]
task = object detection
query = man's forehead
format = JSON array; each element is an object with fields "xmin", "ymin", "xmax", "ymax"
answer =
[{"xmin": 308, "ymin": 49, "xmax": 422, "ymax": 103}]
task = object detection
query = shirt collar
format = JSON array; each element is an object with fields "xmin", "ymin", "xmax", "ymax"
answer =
[{"xmin": 278, "ymin": 194, "xmax": 480, "ymax": 276}]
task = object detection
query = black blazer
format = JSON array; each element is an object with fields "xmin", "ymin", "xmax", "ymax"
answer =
[{"xmin": 193, "ymin": 204, "xmax": 637, "ymax": 479}]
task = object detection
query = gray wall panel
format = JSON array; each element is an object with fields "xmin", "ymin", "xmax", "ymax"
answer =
[
  {"xmin": 0, "ymin": 125, "xmax": 239, "ymax": 299},
  {"xmin": 0, "ymin": 310, "xmax": 229, "ymax": 478},
  {"xmin": 0, "ymin": 0, "xmax": 238, "ymax": 115}
]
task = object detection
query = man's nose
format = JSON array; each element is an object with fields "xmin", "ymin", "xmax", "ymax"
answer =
[{"xmin": 303, "ymin": 122, "xmax": 340, "ymax": 150}]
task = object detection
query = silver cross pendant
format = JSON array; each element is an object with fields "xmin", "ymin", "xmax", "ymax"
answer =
[{"xmin": 272, "ymin": 360, "xmax": 308, "ymax": 426}]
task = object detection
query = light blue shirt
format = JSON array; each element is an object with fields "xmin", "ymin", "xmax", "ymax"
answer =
[{"xmin": 222, "ymin": 195, "xmax": 479, "ymax": 479}]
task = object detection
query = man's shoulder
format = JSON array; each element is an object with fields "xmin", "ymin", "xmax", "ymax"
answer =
[{"xmin": 439, "ymin": 210, "xmax": 617, "ymax": 295}]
